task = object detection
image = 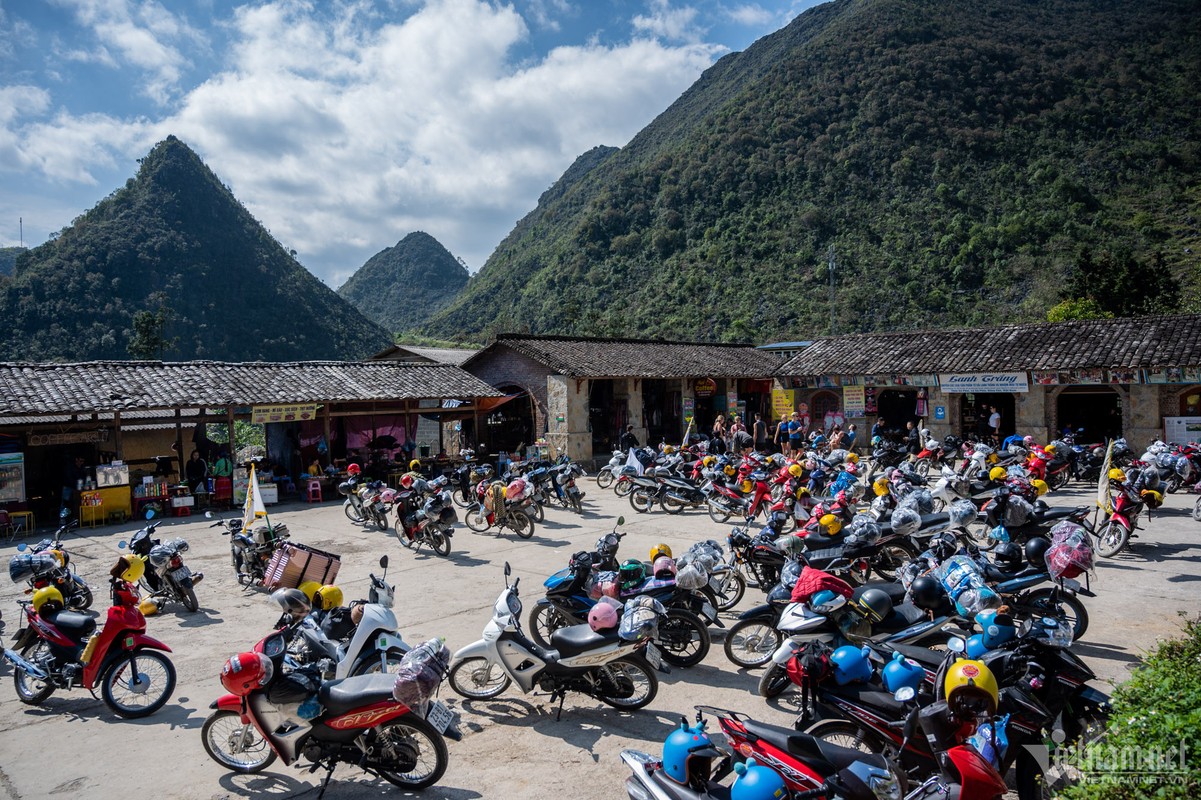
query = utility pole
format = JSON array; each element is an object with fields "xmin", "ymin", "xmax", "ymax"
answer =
[{"xmin": 827, "ymin": 244, "xmax": 836, "ymax": 336}]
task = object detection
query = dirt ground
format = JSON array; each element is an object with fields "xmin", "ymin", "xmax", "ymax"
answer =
[{"xmin": 0, "ymin": 481, "xmax": 1197, "ymax": 800}]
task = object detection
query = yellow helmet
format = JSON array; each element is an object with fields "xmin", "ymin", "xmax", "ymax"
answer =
[
  {"xmin": 1031, "ymin": 479, "xmax": 1049, "ymax": 497},
  {"xmin": 1140, "ymin": 489, "xmax": 1164, "ymax": 509},
  {"xmin": 1043, "ymin": 444, "xmax": 1056, "ymax": 455},
  {"xmin": 788, "ymin": 463, "xmax": 804, "ymax": 478},
  {"xmin": 818, "ymin": 513, "xmax": 842, "ymax": 536},
  {"xmin": 313, "ymin": 584, "xmax": 344, "ymax": 611},
  {"xmin": 845, "ymin": 452, "xmax": 859, "ymax": 464},
  {"xmin": 409, "ymin": 459, "xmax": 422, "ymax": 470},
  {"xmin": 138, "ymin": 598, "xmax": 160, "ymax": 616},
  {"xmin": 298, "ymin": 581, "xmax": 323, "ymax": 603},
  {"xmin": 663, "ymin": 445, "xmax": 676, "ymax": 455},
  {"xmin": 986, "ymin": 453, "xmax": 999, "ymax": 465},
  {"xmin": 702, "ymin": 455, "xmax": 716, "ymax": 467},
  {"xmin": 944, "ymin": 659, "xmax": 999, "ymax": 718},
  {"xmin": 117, "ymin": 555, "xmax": 145, "ymax": 584},
  {"xmin": 32, "ymin": 585, "xmax": 65, "ymax": 616},
  {"xmin": 649, "ymin": 543, "xmax": 673, "ymax": 562},
  {"xmin": 724, "ymin": 464, "xmax": 736, "ymax": 477},
  {"xmin": 795, "ymin": 485, "xmax": 810, "ymax": 499},
  {"xmin": 49, "ymin": 549, "xmax": 67, "ymax": 567},
  {"xmin": 988, "ymin": 467, "xmax": 1007, "ymax": 482},
  {"xmin": 872, "ymin": 477, "xmax": 890, "ymax": 497},
  {"xmin": 1108, "ymin": 468, "xmax": 1127, "ymax": 482}
]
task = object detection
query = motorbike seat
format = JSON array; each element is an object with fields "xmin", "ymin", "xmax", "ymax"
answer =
[
  {"xmin": 980, "ymin": 563, "xmax": 1041, "ymax": 583},
  {"xmin": 319, "ymin": 674, "xmax": 400, "ymax": 716},
  {"xmin": 549, "ymin": 623, "xmax": 623, "ymax": 659},
  {"xmin": 918, "ymin": 512, "xmax": 950, "ymax": 528},
  {"xmin": 739, "ymin": 717, "xmax": 888, "ymax": 774},
  {"xmin": 873, "ymin": 602, "xmax": 929, "ymax": 633},
  {"xmin": 825, "ymin": 683, "xmax": 908, "ymax": 718},
  {"xmin": 854, "ymin": 583, "xmax": 908, "ymax": 605},
  {"xmin": 885, "ymin": 642, "xmax": 945, "ymax": 668},
  {"xmin": 42, "ymin": 609, "xmax": 98, "ymax": 641}
]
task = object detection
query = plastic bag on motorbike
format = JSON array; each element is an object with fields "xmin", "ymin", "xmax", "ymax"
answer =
[
  {"xmin": 897, "ymin": 489, "xmax": 934, "ymax": 515},
  {"xmin": 267, "ymin": 664, "xmax": 322, "ymax": 705},
  {"xmin": 8, "ymin": 553, "xmax": 60, "ymax": 583},
  {"xmin": 947, "ymin": 499, "xmax": 977, "ymax": 527},
  {"xmin": 1001, "ymin": 495, "xmax": 1034, "ymax": 527},
  {"xmin": 591, "ymin": 570, "xmax": 620, "ymax": 599},
  {"xmin": 842, "ymin": 516, "xmax": 881, "ymax": 550},
  {"xmin": 148, "ymin": 542, "xmax": 175, "ymax": 569},
  {"xmin": 790, "ymin": 565, "xmax": 854, "ymax": 603},
  {"xmin": 1045, "ymin": 521, "xmax": 1094, "ymax": 579},
  {"xmin": 484, "ymin": 482, "xmax": 507, "ymax": 513},
  {"xmin": 392, "ymin": 638, "xmax": 451, "ymax": 707},
  {"xmin": 674, "ymin": 562, "xmax": 709, "ymax": 591},
  {"xmin": 936, "ymin": 555, "xmax": 1001, "ymax": 616},
  {"xmin": 618, "ymin": 596, "xmax": 665, "ymax": 642}
]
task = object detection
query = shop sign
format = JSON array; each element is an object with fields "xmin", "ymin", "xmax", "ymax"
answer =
[
  {"xmin": 1144, "ymin": 368, "xmax": 1201, "ymax": 384},
  {"xmin": 727, "ymin": 392, "xmax": 739, "ymax": 415},
  {"xmin": 842, "ymin": 385, "xmax": 865, "ymax": 417},
  {"xmin": 251, "ymin": 403, "xmax": 319, "ymax": 424},
  {"xmin": 771, "ymin": 390, "xmax": 795, "ymax": 421},
  {"xmin": 28, "ymin": 429, "xmax": 110, "ymax": 447},
  {"xmin": 693, "ymin": 378, "xmax": 717, "ymax": 398},
  {"xmin": 938, "ymin": 373, "xmax": 1029, "ymax": 393},
  {"xmin": 682, "ymin": 397, "xmax": 695, "ymax": 422},
  {"xmin": 934, "ymin": 405, "xmax": 946, "ymax": 420}
]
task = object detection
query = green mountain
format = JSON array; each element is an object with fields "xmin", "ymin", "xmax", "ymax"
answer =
[
  {"xmin": 425, "ymin": 0, "xmax": 1201, "ymax": 341},
  {"xmin": 337, "ymin": 231, "xmax": 469, "ymax": 334},
  {"xmin": 0, "ymin": 247, "xmax": 23, "ymax": 278},
  {"xmin": 0, "ymin": 136, "xmax": 392, "ymax": 361}
]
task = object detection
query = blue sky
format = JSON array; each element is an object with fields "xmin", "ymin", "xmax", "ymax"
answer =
[{"xmin": 1, "ymin": 0, "xmax": 821, "ymax": 288}]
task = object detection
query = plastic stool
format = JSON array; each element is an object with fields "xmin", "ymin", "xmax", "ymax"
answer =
[
  {"xmin": 173, "ymin": 505, "xmax": 191, "ymax": 518},
  {"xmin": 306, "ymin": 479, "xmax": 323, "ymax": 503}
]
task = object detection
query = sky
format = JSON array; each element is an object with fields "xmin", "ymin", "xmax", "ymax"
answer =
[{"xmin": 0, "ymin": 0, "xmax": 822, "ymax": 288}]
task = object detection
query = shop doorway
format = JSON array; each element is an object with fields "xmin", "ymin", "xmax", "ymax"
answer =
[
  {"xmin": 874, "ymin": 389, "xmax": 918, "ymax": 437},
  {"xmin": 589, "ymin": 380, "xmax": 619, "ymax": 456},
  {"xmin": 959, "ymin": 393, "xmax": 1016, "ymax": 441},
  {"xmin": 643, "ymin": 379, "xmax": 681, "ymax": 448},
  {"xmin": 1057, "ymin": 388, "xmax": 1122, "ymax": 444},
  {"xmin": 484, "ymin": 386, "xmax": 536, "ymax": 458},
  {"xmin": 811, "ymin": 391, "xmax": 842, "ymax": 433}
]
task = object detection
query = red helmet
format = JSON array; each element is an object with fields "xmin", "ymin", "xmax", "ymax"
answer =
[
  {"xmin": 220, "ymin": 652, "xmax": 274, "ymax": 697},
  {"xmin": 347, "ymin": 463, "xmax": 362, "ymax": 476},
  {"xmin": 400, "ymin": 474, "xmax": 414, "ymax": 489}
]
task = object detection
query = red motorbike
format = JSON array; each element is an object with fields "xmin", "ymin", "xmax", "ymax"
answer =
[
  {"xmin": 705, "ymin": 468, "xmax": 776, "ymax": 524},
  {"xmin": 201, "ymin": 627, "xmax": 456, "ymax": 793},
  {"xmin": 1095, "ymin": 481, "xmax": 1155, "ymax": 558},
  {"xmin": 3, "ymin": 574, "xmax": 175, "ymax": 717}
]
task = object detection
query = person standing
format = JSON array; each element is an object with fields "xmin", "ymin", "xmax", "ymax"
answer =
[
  {"xmin": 989, "ymin": 406, "xmax": 1002, "ymax": 443},
  {"xmin": 788, "ymin": 412, "xmax": 804, "ymax": 453},
  {"xmin": 774, "ymin": 416, "xmax": 790, "ymax": 455},
  {"xmin": 752, "ymin": 413, "xmax": 768, "ymax": 453},
  {"xmin": 61, "ymin": 455, "xmax": 90, "ymax": 515},
  {"xmin": 619, "ymin": 424, "xmax": 639, "ymax": 452},
  {"xmin": 185, "ymin": 450, "xmax": 208, "ymax": 494}
]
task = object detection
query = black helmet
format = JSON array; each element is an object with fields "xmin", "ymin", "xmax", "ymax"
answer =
[
  {"xmin": 993, "ymin": 542, "xmax": 1024, "ymax": 572},
  {"xmin": 931, "ymin": 532, "xmax": 959, "ymax": 561},
  {"xmin": 569, "ymin": 550, "xmax": 593, "ymax": 574},
  {"xmin": 1025, "ymin": 536, "xmax": 1051, "ymax": 568},
  {"xmin": 854, "ymin": 588, "xmax": 893, "ymax": 623},
  {"xmin": 619, "ymin": 559, "xmax": 645, "ymax": 591},
  {"xmin": 909, "ymin": 576, "xmax": 944, "ymax": 611}
]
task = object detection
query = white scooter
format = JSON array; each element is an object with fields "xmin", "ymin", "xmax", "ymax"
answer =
[
  {"xmin": 292, "ymin": 556, "xmax": 409, "ymax": 679},
  {"xmin": 447, "ymin": 563, "xmax": 665, "ymax": 717}
]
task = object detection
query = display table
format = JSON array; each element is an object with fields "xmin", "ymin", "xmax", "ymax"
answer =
[
  {"xmin": 79, "ymin": 486, "xmax": 132, "ymax": 527},
  {"xmin": 133, "ymin": 480, "xmax": 171, "ymax": 519},
  {"xmin": 169, "ymin": 485, "xmax": 194, "ymax": 517}
]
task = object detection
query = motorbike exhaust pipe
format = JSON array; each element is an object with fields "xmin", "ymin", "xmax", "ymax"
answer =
[
  {"xmin": 191, "ymin": 572, "xmax": 204, "ymax": 586},
  {"xmin": 2, "ymin": 648, "xmax": 49, "ymax": 679}
]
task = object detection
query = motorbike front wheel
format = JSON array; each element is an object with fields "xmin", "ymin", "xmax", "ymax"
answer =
[
  {"xmin": 12, "ymin": 641, "xmax": 56, "ymax": 705},
  {"xmin": 201, "ymin": 709, "xmax": 278, "ymax": 773},
  {"xmin": 180, "ymin": 584, "xmax": 199, "ymax": 613},
  {"xmin": 370, "ymin": 715, "xmax": 449, "ymax": 790},
  {"xmin": 757, "ymin": 662, "xmax": 791, "ymax": 699},
  {"xmin": 596, "ymin": 468, "xmax": 614, "ymax": 490},
  {"xmin": 656, "ymin": 609, "xmax": 710, "ymax": 668},
  {"xmin": 661, "ymin": 494, "xmax": 687, "ymax": 515},
  {"xmin": 68, "ymin": 580, "xmax": 93, "ymax": 611},
  {"xmin": 394, "ymin": 518, "xmax": 415, "ymax": 548},
  {"xmin": 463, "ymin": 504, "xmax": 491, "ymax": 533},
  {"xmin": 629, "ymin": 489, "xmax": 656, "ymax": 514},
  {"xmin": 429, "ymin": 531, "xmax": 452, "ymax": 557},
  {"xmin": 1194, "ymin": 495, "xmax": 1201, "ymax": 523},
  {"xmin": 713, "ymin": 570, "xmax": 746, "ymax": 611},
  {"xmin": 614, "ymin": 477, "xmax": 634, "ymax": 498},
  {"xmin": 595, "ymin": 656, "xmax": 658, "ymax": 710},
  {"xmin": 723, "ymin": 617, "xmax": 780, "ymax": 669},
  {"xmin": 805, "ymin": 719, "xmax": 881, "ymax": 754},
  {"xmin": 344, "ymin": 500, "xmax": 363, "ymax": 523},
  {"xmin": 707, "ymin": 502, "xmax": 733, "ymax": 524},
  {"xmin": 101, "ymin": 649, "xmax": 176, "ymax": 718},
  {"xmin": 528, "ymin": 502, "xmax": 545, "ymax": 524},
  {"xmin": 352, "ymin": 647, "xmax": 409, "ymax": 676},
  {"xmin": 374, "ymin": 510, "xmax": 390, "ymax": 531},
  {"xmin": 448, "ymin": 657, "xmax": 511, "ymax": 699},
  {"xmin": 1095, "ymin": 520, "xmax": 1130, "ymax": 558},
  {"xmin": 871, "ymin": 540, "xmax": 917, "ymax": 583},
  {"xmin": 1023, "ymin": 589, "xmax": 1090, "ymax": 641}
]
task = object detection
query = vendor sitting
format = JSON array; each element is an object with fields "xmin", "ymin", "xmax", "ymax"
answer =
[{"xmin": 184, "ymin": 450, "xmax": 208, "ymax": 494}]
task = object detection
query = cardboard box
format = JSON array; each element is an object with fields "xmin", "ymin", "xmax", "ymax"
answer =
[
  {"xmin": 170, "ymin": 495, "xmax": 195, "ymax": 508},
  {"xmin": 261, "ymin": 542, "xmax": 341, "ymax": 589}
]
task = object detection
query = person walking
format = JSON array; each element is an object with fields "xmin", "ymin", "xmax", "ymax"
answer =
[{"xmin": 752, "ymin": 413, "xmax": 769, "ymax": 453}]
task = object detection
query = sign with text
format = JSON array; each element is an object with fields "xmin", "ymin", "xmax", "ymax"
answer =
[
  {"xmin": 842, "ymin": 385, "xmax": 865, "ymax": 417},
  {"xmin": 693, "ymin": 378, "xmax": 717, "ymax": 398},
  {"xmin": 682, "ymin": 397, "xmax": 695, "ymax": 422},
  {"xmin": 938, "ymin": 373, "xmax": 1029, "ymax": 394},
  {"xmin": 771, "ymin": 389, "xmax": 795, "ymax": 421},
  {"xmin": 251, "ymin": 403, "xmax": 319, "ymax": 424},
  {"xmin": 727, "ymin": 392, "xmax": 739, "ymax": 415}
]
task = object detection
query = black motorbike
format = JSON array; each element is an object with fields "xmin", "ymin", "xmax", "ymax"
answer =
[
  {"xmin": 210, "ymin": 513, "xmax": 290, "ymax": 586},
  {"xmin": 121, "ymin": 516, "xmax": 203, "ymax": 612},
  {"xmin": 9, "ymin": 513, "xmax": 92, "ymax": 611}
]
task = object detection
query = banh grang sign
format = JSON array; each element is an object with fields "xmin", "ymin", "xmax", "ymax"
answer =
[{"xmin": 938, "ymin": 373, "xmax": 1029, "ymax": 393}]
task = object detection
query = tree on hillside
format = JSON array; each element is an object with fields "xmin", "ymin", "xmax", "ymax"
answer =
[
  {"xmin": 1057, "ymin": 249, "xmax": 1179, "ymax": 320},
  {"xmin": 127, "ymin": 293, "xmax": 178, "ymax": 360}
]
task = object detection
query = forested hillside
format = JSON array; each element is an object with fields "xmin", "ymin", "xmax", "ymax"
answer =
[
  {"xmin": 425, "ymin": 0, "xmax": 1200, "ymax": 341},
  {"xmin": 0, "ymin": 137, "xmax": 392, "ymax": 361}
]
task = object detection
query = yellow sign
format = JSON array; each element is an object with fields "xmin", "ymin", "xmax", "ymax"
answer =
[
  {"xmin": 771, "ymin": 389, "xmax": 795, "ymax": 421},
  {"xmin": 251, "ymin": 403, "xmax": 319, "ymax": 424},
  {"xmin": 843, "ymin": 385, "xmax": 865, "ymax": 417}
]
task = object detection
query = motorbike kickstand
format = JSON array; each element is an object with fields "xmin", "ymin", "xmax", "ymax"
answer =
[
  {"xmin": 314, "ymin": 760, "xmax": 337, "ymax": 799},
  {"xmin": 553, "ymin": 690, "xmax": 567, "ymax": 721}
]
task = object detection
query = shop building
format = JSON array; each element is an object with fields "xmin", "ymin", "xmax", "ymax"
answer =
[
  {"xmin": 461, "ymin": 334, "xmax": 779, "ymax": 462},
  {"xmin": 0, "ymin": 360, "xmax": 500, "ymax": 529},
  {"xmin": 776, "ymin": 314, "xmax": 1201, "ymax": 447}
]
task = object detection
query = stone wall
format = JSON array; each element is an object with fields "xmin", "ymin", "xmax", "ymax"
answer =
[
  {"xmin": 546, "ymin": 375, "xmax": 593, "ymax": 461},
  {"xmin": 464, "ymin": 345, "xmax": 552, "ymax": 437}
]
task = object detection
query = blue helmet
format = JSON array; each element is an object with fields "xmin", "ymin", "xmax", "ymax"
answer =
[
  {"xmin": 831, "ymin": 645, "xmax": 873, "ymax": 685},
  {"xmin": 882, "ymin": 651, "xmax": 925, "ymax": 694},
  {"xmin": 662, "ymin": 719, "xmax": 720, "ymax": 787},
  {"xmin": 810, "ymin": 589, "xmax": 846, "ymax": 614},
  {"xmin": 976, "ymin": 609, "xmax": 1017, "ymax": 649},
  {"xmin": 965, "ymin": 634, "xmax": 989, "ymax": 659},
  {"xmin": 732, "ymin": 757, "xmax": 788, "ymax": 800}
]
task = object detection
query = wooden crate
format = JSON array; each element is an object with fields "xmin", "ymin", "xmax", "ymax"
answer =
[{"xmin": 262, "ymin": 542, "xmax": 341, "ymax": 589}]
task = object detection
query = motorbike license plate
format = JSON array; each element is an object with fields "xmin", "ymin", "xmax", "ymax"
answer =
[
  {"xmin": 170, "ymin": 566, "xmax": 191, "ymax": 581},
  {"xmin": 426, "ymin": 700, "xmax": 455, "ymax": 734},
  {"xmin": 701, "ymin": 601, "xmax": 717, "ymax": 622},
  {"xmin": 1061, "ymin": 577, "xmax": 1082, "ymax": 593},
  {"xmin": 644, "ymin": 642, "xmax": 663, "ymax": 670}
]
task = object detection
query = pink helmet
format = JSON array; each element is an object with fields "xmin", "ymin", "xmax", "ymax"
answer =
[
  {"xmin": 845, "ymin": 463, "xmax": 859, "ymax": 475},
  {"xmin": 653, "ymin": 556, "xmax": 677, "ymax": 579},
  {"xmin": 505, "ymin": 479, "xmax": 527, "ymax": 500},
  {"xmin": 588, "ymin": 598, "xmax": 621, "ymax": 632}
]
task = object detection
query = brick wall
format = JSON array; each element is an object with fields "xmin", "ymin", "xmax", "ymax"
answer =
[{"xmin": 464, "ymin": 344, "xmax": 552, "ymax": 435}]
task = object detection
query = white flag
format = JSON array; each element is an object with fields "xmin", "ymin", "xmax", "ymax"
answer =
[
  {"xmin": 625, "ymin": 447, "xmax": 644, "ymax": 476},
  {"xmin": 1096, "ymin": 440, "xmax": 1115, "ymax": 514},
  {"xmin": 241, "ymin": 463, "xmax": 268, "ymax": 532}
]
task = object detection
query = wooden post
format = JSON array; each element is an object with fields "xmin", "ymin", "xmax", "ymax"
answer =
[
  {"xmin": 226, "ymin": 406, "xmax": 236, "ymax": 458},
  {"xmin": 174, "ymin": 409, "xmax": 183, "ymax": 482},
  {"xmin": 113, "ymin": 411, "xmax": 123, "ymax": 460},
  {"xmin": 322, "ymin": 402, "xmax": 332, "ymax": 467}
]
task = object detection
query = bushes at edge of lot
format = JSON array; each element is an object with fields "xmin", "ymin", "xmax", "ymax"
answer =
[{"xmin": 1061, "ymin": 613, "xmax": 1201, "ymax": 799}]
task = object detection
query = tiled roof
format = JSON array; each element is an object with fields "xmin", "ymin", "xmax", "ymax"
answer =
[
  {"xmin": 778, "ymin": 314, "xmax": 1201, "ymax": 376},
  {"xmin": 0, "ymin": 361, "xmax": 502, "ymax": 416},
  {"xmin": 465, "ymin": 334, "xmax": 780, "ymax": 378},
  {"xmin": 370, "ymin": 345, "xmax": 478, "ymax": 365}
]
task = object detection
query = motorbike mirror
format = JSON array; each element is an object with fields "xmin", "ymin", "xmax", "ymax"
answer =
[
  {"xmin": 948, "ymin": 637, "xmax": 966, "ymax": 653},
  {"xmin": 118, "ymin": 540, "xmax": 128, "ymax": 549},
  {"xmin": 379, "ymin": 555, "xmax": 389, "ymax": 570},
  {"xmin": 205, "ymin": 510, "xmax": 214, "ymax": 519},
  {"xmin": 616, "ymin": 516, "xmax": 625, "ymax": 527},
  {"xmin": 893, "ymin": 686, "xmax": 916, "ymax": 703},
  {"xmin": 504, "ymin": 562, "xmax": 511, "ymax": 578},
  {"xmin": 145, "ymin": 508, "xmax": 156, "ymax": 520}
]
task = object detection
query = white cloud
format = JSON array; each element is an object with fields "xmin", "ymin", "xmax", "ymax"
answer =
[
  {"xmin": 725, "ymin": 4, "xmax": 777, "ymax": 27},
  {"xmin": 632, "ymin": 0, "xmax": 704, "ymax": 43}
]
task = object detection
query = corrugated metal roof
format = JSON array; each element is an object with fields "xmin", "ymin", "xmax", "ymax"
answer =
[{"xmin": 0, "ymin": 361, "xmax": 502, "ymax": 416}]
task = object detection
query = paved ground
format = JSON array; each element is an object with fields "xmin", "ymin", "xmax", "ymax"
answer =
[{"xmin": 0, "ymin": 481, "xmax": 1197, "ymax": 799}]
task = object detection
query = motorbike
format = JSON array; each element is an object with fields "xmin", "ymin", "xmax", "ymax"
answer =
[
  {"xmin": 705, "ymin": 469, "xmax": 777, "ymax": 525},
  {"xmin": 120, "ymin": 517, "xmax": 203, "ymax": 612},
  {"xmin": 211, "ymin": 513, "xmax": 291, "ymax": 586},
  {"xmin": 357, "ymin": 480, "xmax": 392, "ymax": 531},
  {"xmin": 393, "ymin": 478, "xmax": 456, "ymax": 556},
  {"xmin": 621, "ymin": 706, "xmax": 900, "ymax": 800},
  {"xmin": 552, "ymin": 460, "xmax": 587, "ymax": 512},
  {"xmin": 452, "ymin": 454, "xmax": 494, "ymax": 508},
  {"xmin": 596, "ymin": 449, "xmax": 625, "ymax": 490},
  {"xmin": 201, "ymin": 626, "xmax": 458, "ymax": 794},
  {"xmin": 463, "ymin": 480, "xmax": 535, "ymax": 539},
  {"xmin": 337, "ymin": 473, "xmax": 366, "ymax": 522},
  {"xmin": 631, "ymin": 469, "xmax": 708, "ymax": 515},
  {"xmin": 448, "ymin": 563, "xmax": 665, "ymax": 717},
  {"xmin": 9, "ymin": 514, "xmax": 92, "ymax": 611},
  {"xmin": 3, "ymin": 570, "xmax": 176, "ymax": 717},
  {"xmin": 1094, "ymin": 480, "xmax": 1150, "ymax": 558}
]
